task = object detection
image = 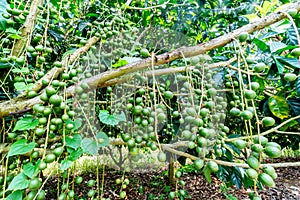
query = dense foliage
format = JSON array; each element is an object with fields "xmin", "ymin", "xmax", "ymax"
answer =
[{"xmin": 0, "ymin": 0, "xmax": 300, "ymax": 199}]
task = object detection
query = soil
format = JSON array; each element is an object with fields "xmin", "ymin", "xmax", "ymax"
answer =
[{"xmin": 43, "ymin": 157, "xmax": 300, "ymax": 200}]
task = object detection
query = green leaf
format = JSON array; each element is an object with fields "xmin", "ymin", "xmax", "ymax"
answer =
[
  {"xmin": 7, "ymin": 172, "xmax": 29, "ymax": 191},
  {"xmin": 13, "ymin": 116, "xmax": 39, "ymax": 132},
  {"xmin": 0, "ymin": 62, "xmax": 10, "ymax": 69},
  {"xmin": 23, "ymin": 163, "xmax": 37, "ymax": 179},
  {"xmin": 203, "ymin": 165, "xmax": 212, "ymax": 183},
  {"xmin": 252, "ymin": 38, "xmax": 269, "ymax": 52},
  {"xmin": 62, "ymin": 49, "xmax": 76, "ymax": 59},
  {"xmin": 7, "ymin": 139, "xmax": 36, "ymax": 157},
  {"xmin": 231, "ymin": 167, "xmax": 243, "ymax": 189},
  {"xmin": 68, "ymin": 148, "xmax": 83, "ymax": 161},
  {"xmin": 273, "ymin": 56, "xmax": 285, "ymax": 74},
  {"xmin": 65, "ymin": 134, "xmax": 82, "ymax": 150},
  {"xmin": 65, "ymin": 119, "xmax": 82, "ymax": 131},
  {"xmin": 99, "ymin": 110, "xmax": 126, "ymax": 126},
  {"xmin": 96, "ymin": 132, "xmax": 110, "ymax": 147},
  {"xmin": 12, "ymin": 67, "xmax": 30, "ymax": 74},
  {"xmin": 81, "ymin": 138, "xmax": 98, "ymax": 155},
  {"xmin": 5, "ymin": 28, "xmax": 20, "ymax": 34},
  {"xmin": 72, "ymin": 119, "xmax": 82, "ymax": 131},
  {"xmin": 112, "ymin": 59, "xmax": 129, "ymax": 68},
  {"xmin": 14, "ymin": 82, "xmax": 34, "ymax": 91},
  {"xmin": 6, "ymin": 190, "xmax": 22, "ymax": 200},
  {"xmin": 60, "ymin": 160, "xmax": 73, "ymax": 171},
  {"xmin": 14, "ymin": 82, "xmax": 27, "ymax": 91},
  {"xmin": 269, "ymin": 42, "xmax": 287, "ymax": 53},
  {"xmin": 268, "ymin": 96, "xmax": 290, "ymax": 119},
  {"xmin": 275, "ymin": 56, "xmax": 300, "ymax": 69},
  {"xmin": 0, "ymin": 1, "xmax": 8, "ymax": 31},
  {"xmin": 114, "ymin": 112, "xmax": 126, "ymax": 123}
]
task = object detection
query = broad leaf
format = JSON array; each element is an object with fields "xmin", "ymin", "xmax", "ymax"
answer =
[
  {"xmin": 0, "ymin": 62, "xmax": 10, "ymax": 69},
  {"xmin": 287, "ymin": 98, "xmax": 300, "ymax": 123},
  {"xmin": 6, "ymin": 190, "xmax": 22, "ymax": 200},
  {"xmin": 275, "ymin": 56, "xmax": 300, "ymax": 69},
  {"xmin": 273, "ymin": 56, "xmax": 285, "ymax": 74},
  {"xmin": 13, "ymin": 116, "xmax": 39, "ymax": 132},
  {"xmin": 14, "ymin": 82, "xmax": 34, "ymax": 92},
  {"xmin": 60, "ymin": 160, "xmax": 73, "ymax": 171},
  {"xmin": 65, "ymin": 134, "xmax": 82, "ymax": 150},
  {"xmin": 81, "ymin": 138, "xmax": 98, "ymax": 155},
  {"xmin": 297, "ymin": 77, "xmax": 300, "ymax": 97},
  {"xmin": 23, "ymin": 163, "xmax": 37, "ymax": 179},
  {"xmin": 269, "ymin": 42, "xmax": 287, "ymax": 53},
  {"xmin": 7, "ymin": 172, "xmax": 29, "ymax": 191},
  {"xmin": 68, "ymin": 148, "xmax": 83, "ymax": 161},
  {"xmin": 112, "ymin": 59, "xmax": 129, "ymax": 68},
  {"xmin": 7, "ymin": 139, "xmax": 36, "ymax": 157},
  {"xmin": 0, "ymin": 0, "xmax": 7, "ymax": 30},
  {"xmin": 96, "ymin": 132, "xmax": 110, "ymax": 147},
  {"xmin": 99, "ymin": 110, "xmax": 126, "ymax": 126},
  {"xmin": 286, "ymin": 27, "xmax": 299, "ymax": 45},
  {"xmin": 203, "ymin": 165, "xmax": 212, "ymax": 183},
  {"xmin": 268, "ymin": 96, "xmax": 290, "ymax": 119},
  {"xmin": 231, "ymin": 167, "xmax": 243, "ymax": 189},
  {"xmin": 259, "ymin": 31, "xmax": 279, "ymax": 40},
  {"xmin": 252, "ymin": 38, "xmax": 269, "ymax": 52}
]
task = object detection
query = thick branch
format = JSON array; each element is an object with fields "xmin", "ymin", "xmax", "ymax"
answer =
[
  {"xmin": 12, "ymin": 0, "xmax": 43, "ymax": 57},
  {"xmin": 1, "ymin": 2, "xmax": 300, "ymax": 117}
]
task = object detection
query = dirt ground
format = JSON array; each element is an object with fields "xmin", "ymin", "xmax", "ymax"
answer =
[{"xmin": 44, "ymin": 157, "xmax": 300, "ymax": 200}]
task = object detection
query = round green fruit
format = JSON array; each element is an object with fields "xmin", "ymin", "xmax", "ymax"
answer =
[
  {"xmin": 244, "ymin": 90, "xmax": 256, "ymax": 99},
  {"xmin": 241, "ymin": 110, "xmax": 253, "ymax": 120},
  {"xmin": 75, "ymin": 176, "xmax": 83, "ymax": 184},
  {"xmin": 157, "ymin": 151, "xmax": 167, "ymax": 162},
  {"xmin": 263, "ymin": 165, "xmax": 277, "ymax": 179},
  {"xmin": 262, "ymin": 117, "xmax": 275, "ymax": 127},
  {"xmin": 175, "ymin": 171, "xmax": 182, "ymax": 178},
  {"xmin": 247, "ymin": 156, "xmax": 259, "ymax": 169},
  {"xmin": 194, "ymin": 159, "xmax": 204, "ymax": 170},
  {"xmin": 291, "ymin": 48, "xmax": 300, "ymax": 57},
  {"xmin": 38, "ymin": 161, "xmax": 47, "ymax": 170},
  {"xmin": 88, "ymin": 179, "xmax": 96, "ymax": 187},
  {"xmin": 253, "ymin": 135, "xmax": 268, "ymax": 146},
  {"xmin": 119, "ymin": 191, "xmax": 126, "ymax": 199},
  {"xmin": 253, "ymin": 62, "xmax": 266, "ymax": 72},
  {"xmin": 250, "ymin": 82, "xmax": 260, "ymax": 91},
  {"xmin": 234, "ymin": 139, "xmax": 247, "ymax": 150},
  {"xmin": 230, "ymin": 107, "xmax": 241, "ymax": 116},
  {"xmin": 207, "ymin": 161, "xmax": 219, "ymax": 172},
  {"xmin": 164, "ymin": 91, "xmax": 174, "ymax": 99},
  {"xmin": 288, "ymin": 8, "xmax": 298, "ymax": 17},
  {"xmin": 246, "ymin": 168, "xmax": 258, "ymax": 179},
  {"xmin": 251, "ymin": 144, "xmax": 264, "ymax": 153},
  {"xmin": 169, "ymin": 191, "xmax": 176, "ymax": 199},
  {"xmin": 265, "ymin": 146, "xmax": 281, "ymax": 158},
  {"xmin": 258, "ymin": 173, "xmax": 275, "ymax": 187},
  {"xmin": 29, "ymin": 178, "xmax": 42, "ymax": 190},
  {"xmin": 284, "ymin": 73, "xmax": 297, "ymax": 82},
  {"xmin": 45, "ymin": 153, "xmax": 56, "ymax": 163},
  {"xmin": 53, "ymin": 147, "xmax": 64, "ymax": 157},
  {"xmin": 238, "ymin": 32, "xmax": 249, "ymax": 42},
  {"xmin": 265, "ymin": 142, "xmax": 281, "ymax": 150},
  {"xmin": 140, "ymin": 48, "xmax": 150, "ymax": 57},
  {"xmin": 49, "ymin": 94, "xmax": 62, "ymax": 106}
]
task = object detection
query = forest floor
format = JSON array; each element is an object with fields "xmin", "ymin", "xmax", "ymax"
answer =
[{"xmin": 44, "ymin": 157, "xmax": 300, "ymax": 200}]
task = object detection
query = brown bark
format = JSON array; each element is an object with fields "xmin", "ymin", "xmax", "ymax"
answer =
[{"xmin": 0, "ymin": 2, "xmax": 300, "ymax": 117}]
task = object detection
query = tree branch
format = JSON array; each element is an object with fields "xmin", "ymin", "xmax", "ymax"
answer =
[{"xmin": 1, "ymin": 2, "xmax": 300, "ymax": 117}]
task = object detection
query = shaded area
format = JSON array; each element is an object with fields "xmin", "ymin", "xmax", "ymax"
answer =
[{"xmin": 43, "ymin": 157, "xmax": 300, "ymax": 200}]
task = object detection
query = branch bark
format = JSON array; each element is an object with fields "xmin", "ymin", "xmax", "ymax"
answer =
[
  {"xmin": 0, "ymin": 2, "xmax": 300, "ymax": 117},
  {"xmin": 12, "ymin": 0, "xmax": 43, "ymax": 57}
]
